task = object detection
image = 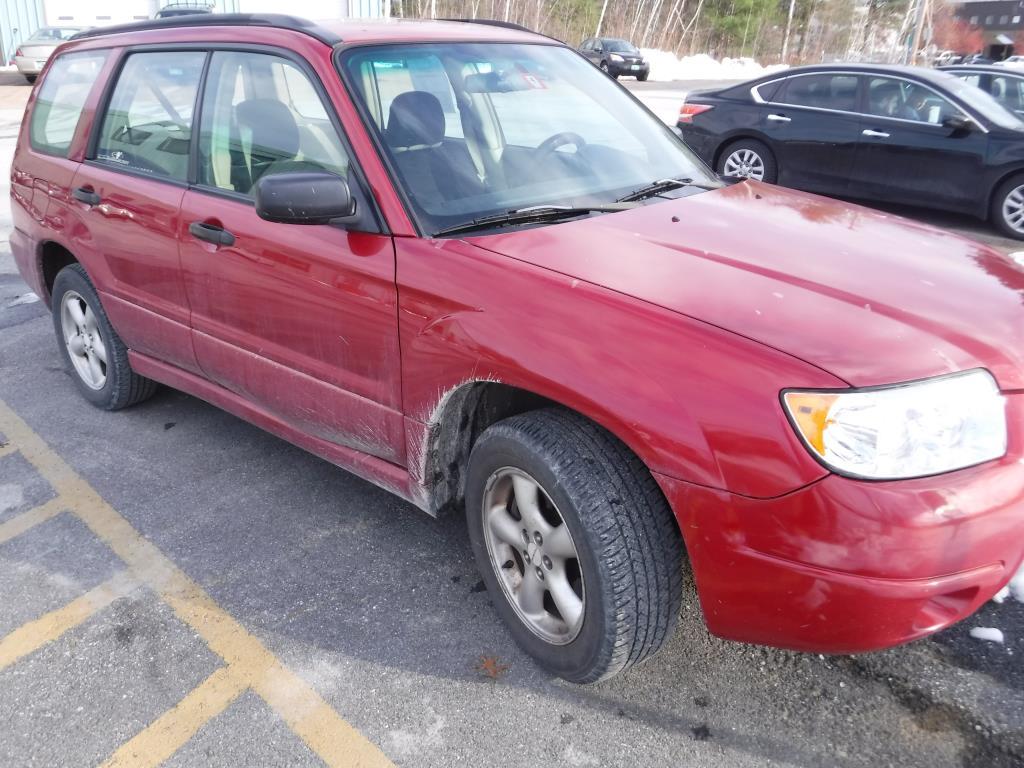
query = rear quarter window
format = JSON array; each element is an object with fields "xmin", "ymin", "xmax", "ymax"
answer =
[{"xmin": 29, "ymin": 51, "xmax": 108, "ymax": 157}]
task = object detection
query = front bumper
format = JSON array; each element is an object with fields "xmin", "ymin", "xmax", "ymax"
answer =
[
  {"xmin": 608, "ymin": 60, "xmax": 649, "ymax": 77},
  {"xmin": 656, "ymin": 392, "xmax": 1024, "ymax": 654}
]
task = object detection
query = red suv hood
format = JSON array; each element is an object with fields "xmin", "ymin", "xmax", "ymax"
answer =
[{"xmin": 470, "ymin": 181, "xmax": 1024, "ymax": 390}]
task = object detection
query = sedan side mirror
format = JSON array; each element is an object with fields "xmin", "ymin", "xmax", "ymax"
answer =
[
  {"xmin": 943, "ymin": 114, "xmax": 973, "ymax": 134},
  {"xmin": 254, "ymin": 171, "xmax": 358, "ymax": 226}
]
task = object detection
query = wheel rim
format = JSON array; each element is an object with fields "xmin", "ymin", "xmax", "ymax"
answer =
[
  {"xmin": 723, "ymin": 148, "xmax": 766, "ymax": 180},
  {"xmin": 481, "ymin": 467, "xmax": 585, "ymax": 645},
  {"xmin": 60, "ymin": 290, "xmax": 107, "ymax": 390},
  {"xmin": 1003, "ymin": 184, "xmax": 1024, "ymax": 234}
]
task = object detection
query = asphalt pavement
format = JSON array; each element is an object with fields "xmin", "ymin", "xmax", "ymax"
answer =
[{"xmin": 1, "ymin": 72, "xmax": 1022, "ymax": 768}]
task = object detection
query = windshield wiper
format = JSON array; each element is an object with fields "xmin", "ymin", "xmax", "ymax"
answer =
[
  {"xmin": 616, "ymin": 177, "xmax": 713, "ymax": 203},
  {"xmin": 432, "ymin": 203, "xmax": 636, "ymax": 238}
]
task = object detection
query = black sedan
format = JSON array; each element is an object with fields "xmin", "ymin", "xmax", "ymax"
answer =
[
  {"xmin": 678, "ymin": 64, "xmax": 1024, "ymax": 238},
  {"xmin": 940, "ymin": 64, "xmax": 1024, "ymax": 117},
  {"xmin": 578, "ymin": 37, "xmax": 649, "ymax": 80}
]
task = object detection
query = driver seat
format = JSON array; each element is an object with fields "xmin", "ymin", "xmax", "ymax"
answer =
[{"xmin": 383, "ymin": 91, "xmax": 483, "ymax": 205}]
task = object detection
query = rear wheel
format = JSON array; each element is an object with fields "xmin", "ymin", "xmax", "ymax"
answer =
[
  {"xmin": 24, "ymin": 74, "xmax": 36, "ymax": 84},
  {"xmin": 718, "ymin": 138, "xmax": 777, "ymax": 183},
  {"xmin": 51, "ymin": 264, "xmax": 157, "ymax": 410},
  {"xmin": 466, "ymin": 409, "xmax": 684, "ymax": 683},
  {"xmin": 990, "ymin": 174, "xmax": 1024, "ymax": 240}
]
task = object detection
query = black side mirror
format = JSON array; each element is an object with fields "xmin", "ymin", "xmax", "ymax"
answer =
[
  {"xmin": 943, "ymin": 114, "xmax": 973, "ymax": 134},
  {"xmin": 254, "ymin": 171, "xmax": 357, "ymax": 226}
]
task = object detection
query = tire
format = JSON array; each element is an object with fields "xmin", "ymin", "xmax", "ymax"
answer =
[
  {"xmin": 990, "ymin": 174, "xmax": 1024, "ymax": 240},
  {"xmin": 600, "ymin": 61, "xmax": 617, "ymax": 79},
  {"xmin": 24, "ymin": 74, "xmax": 36, "ymax": 84},
  {"xmin": 466, "ymin": 408, "xmax": 684, "ymax": 683},
  {"xmin": 637, "ymin": 72, "xmax": 649, "ymax": 82},
  {"xmin": 51, "ymin": 263, "xmax": 157, "ymax": 410},
  {"xmin": 717, "ymin": 138, "xmax": 778, "ymax": 184}
]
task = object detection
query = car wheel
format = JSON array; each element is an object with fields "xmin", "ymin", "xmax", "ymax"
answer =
[
  {"xmin": 991, "ymin": 174, "xmax": 1024, "ymax": 240},
  {"xmin": 466, "ymin": 408, "xmax": 684, "ymax": 683},
  {"xmin": 718, "ymin": 139, "xmax": 777, "ymax": 183},
  {"xmin": 24, "ymin": 74, "xmax": 36, "ymax": 84},
  {"xmin": 51, "ymin": 264, "xmax": 158, "ymax": 410},
  {"xmin": 637, "ymin": 72, "xmax": 649, "ymax": 82}
]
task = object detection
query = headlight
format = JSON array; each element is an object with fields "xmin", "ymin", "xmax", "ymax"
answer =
[
  {"xmin": 783, "ymin": 370, "xmax": 1006, "ymax": 480},
  {"xmin": 610, "ymin": 53, "xmax": 624, "ymax": 62}
]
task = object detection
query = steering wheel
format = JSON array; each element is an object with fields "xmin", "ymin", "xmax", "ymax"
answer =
[{"xmin": 535, "ymin": 131, "xmax": 587, "ymax": 161}]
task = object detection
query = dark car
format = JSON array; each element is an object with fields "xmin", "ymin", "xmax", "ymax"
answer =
[
  {"xmin": 941, "ymin": 64, "xmax": 1024, "ymax": 117},
  {"xmin": 578, "ymin": 37, "xmax": 649, "ymax": 80},
  {"xmin": 964, "ymin": 53, "xmax": 995, "ymax": 65},
  {"xmin": 155, "ymin": 2, "xmax": 213, "ymax": 17},
  {"xmin": 678, "ymin": 64, "xmax": 1024, "ymax": 238}
]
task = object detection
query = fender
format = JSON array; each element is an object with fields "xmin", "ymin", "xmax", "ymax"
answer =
[{"xmin": 396, "ymin": 237, "xmax": 844, "ymax": 502}]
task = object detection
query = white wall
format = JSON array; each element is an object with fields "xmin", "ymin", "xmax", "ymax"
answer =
[{"xmin": 44, "ymin": 0, "xmax": 386, "ymax": 26}]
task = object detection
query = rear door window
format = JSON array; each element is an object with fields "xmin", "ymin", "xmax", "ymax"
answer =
[
  {"xmin": 29, "ymin": 51, "xmax": 107, "ymax": 157},
  {"xmin": 779, "ymin": 74, "xmax": 860, "ymax": 112},
  {"xmin": 95, "ymin": 51, "xmax": 205, "ymax": 181}
]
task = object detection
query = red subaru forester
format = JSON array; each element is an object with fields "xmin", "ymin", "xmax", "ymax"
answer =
[{"xmin": 10, "ymin": 13, "xmax": 1024, "ymax": 683}]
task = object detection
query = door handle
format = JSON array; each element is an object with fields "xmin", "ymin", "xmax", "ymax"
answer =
[
  {"xmin": 862, "ymin": 129, "xmax": 890, "ymax": 138},
  {"xmin": 189, "ymin": 221, "xmax": 236, "ymax": 247},
  {"xmin": 72, "ymin": 186, "xmax": 101, "ymax": 206},
  {"xmin": 767, "ymin": 113, "xmax": 791, "ymax": 122}
]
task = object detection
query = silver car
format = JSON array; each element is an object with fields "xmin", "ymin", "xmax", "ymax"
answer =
[{"xmin": 12, "ymin": 27, "xmax": 86, "ymax": 84}]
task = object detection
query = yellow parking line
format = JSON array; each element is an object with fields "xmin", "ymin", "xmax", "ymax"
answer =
[
  {"xmin": 0, "ymin": 570, "xmax": 138, "ymax": 671},
  {"xmin": 100, "ymin": 666, "xmax": 248, "ymax": 768},
  {"xmin": 0, "ymin": 400, "xmax": 393, "ymax": 768},
  {"xmin": 0, "ymin": 497, "xmax": 68, "ymax": 545}
]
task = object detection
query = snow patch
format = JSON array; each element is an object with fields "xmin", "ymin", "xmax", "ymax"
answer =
[
  {"xmin": 5, "ymin": 292, "xmax": 39, "ymax": 308},
  {"xmin": 969, "ymin": 627, "xmax": 1005, "ymax": 644},
  {"xmin": 639, "ymin": 48, "xmax": 788, "ymax": 82},
  {"xmin": 992, "ymin": 561, "xmax": 1024, "ymax": 605}
]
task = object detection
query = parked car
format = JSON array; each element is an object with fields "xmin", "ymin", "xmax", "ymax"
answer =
[
  {"xmin": 11, "ymin": 26, "xmax": 86, "ymax": 83},
  {"xmin": 578, "ymin": 36, "xmax": 649, "ymax": 79},
  {"xmin": 933, "ymin": 49, "xmax": 963, "ymax": 66},
  {"xmin": 11, "ymin": 16, "xmax": 1024, "ymax": 683},
  {"xmin": 941, "ymin": 64, "xmax": 1024, "ymax": 117},
  {"xmin": 963, "ymin": 53, "xmax": 995, "ymax": 65},
  {"xmin": 996, "ymin": 54, "xmax": 1024, "ymax": 69},
  {"xmin": 678, "ymin": 63, "xmax": 1024, "ymax": 238}
]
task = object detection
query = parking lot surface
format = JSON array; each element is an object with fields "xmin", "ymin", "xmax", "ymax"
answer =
[{"xmin": 1, "ymin": 71, "xmax": 1022, "ymax": 767}]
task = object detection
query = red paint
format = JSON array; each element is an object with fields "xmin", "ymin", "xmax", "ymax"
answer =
[{"xmin": 10, "ymin": 19, "xmax": 1024, "ymax": 656}]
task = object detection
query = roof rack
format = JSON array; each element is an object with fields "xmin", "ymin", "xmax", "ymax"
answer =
[
  {"xmin": 69, "ymin": 13, "xmax": 341, "ymax": 46},
  {"xmin": 439, "ymin": 18, "xmax": 534, "ymax": 34}
]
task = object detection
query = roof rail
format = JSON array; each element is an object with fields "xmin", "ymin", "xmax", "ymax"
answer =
[
  {"xmin": 69, "ymin": 13, "xmax": 341, "ymax": 46},
  {"xmin": 439, "ymin": 18, "xmax": 534, "ymax": 33}
]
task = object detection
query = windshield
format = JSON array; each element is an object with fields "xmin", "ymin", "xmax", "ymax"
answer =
[
  {"xmin": 938, "ymin": 72, "xmax": 1024, "ymax": 129},
  {"xmin": 604, "ymin": 40, "xmax": 639, "ymax": 53},
  {"xmin": 341, "ymin": 43, "xmax": 716, "ymax": 236},
  {"xmin": 28, "ymin": 28, "xmax": 80, "ymax": 42}
]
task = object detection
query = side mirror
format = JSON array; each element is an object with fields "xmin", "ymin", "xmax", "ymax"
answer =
[
  {"xmin": 254, "ymin": 171, "xmax": 357, "ymax": 226},
  {"xmin": 943, "ymin": 114, "xmax": 973, "ymax": 134}
]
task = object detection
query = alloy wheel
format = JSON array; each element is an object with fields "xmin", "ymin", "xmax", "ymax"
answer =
[
  {"xmin": 1002, "ymin": 184, "xmax": 1024, "ymax": 235},
  {"xmin": 723, "ymin": 148, "xmax": 765, "ymax": 180},
  {"xmin": 60, "ymin": 290, "xmax": 107, "ymax": 390},
  {"xmin": 481, "ymin": 467, "xmax": 585, "ymax": 645}
]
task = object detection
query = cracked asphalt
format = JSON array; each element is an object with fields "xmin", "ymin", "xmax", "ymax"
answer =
[{"xmin": 0, "ymin": 70, "xmax": 1021, "ymax": 767}]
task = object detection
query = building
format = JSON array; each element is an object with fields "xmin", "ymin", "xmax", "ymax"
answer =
[
  {"xmin": 2, "ymin": 0, "xmax": 388, "ymax": 65},
  {"xmin": 955, "ymin": 0, "xmax": 1024, "ymax": 57}
]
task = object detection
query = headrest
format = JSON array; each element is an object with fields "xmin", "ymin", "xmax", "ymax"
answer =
[
  {"xmin": 384, "ymin": 91, "xmax": 445, "ymax": 150},
  {"xmin": 235, "ymin": 99, "xmax": 300, "ymax": 160}
]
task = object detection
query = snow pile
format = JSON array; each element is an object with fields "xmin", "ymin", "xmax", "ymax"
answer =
[
  {"xmin": 993, "ymin": 561, "xmax": 1024, "ymax": 604},
  {"xmin": 969, "ymin": 627, "xmax": 1005, "ymax": 644},
  {"xmin": 639, "ymin": 49, "xmax": 788, "ymax": 82}
]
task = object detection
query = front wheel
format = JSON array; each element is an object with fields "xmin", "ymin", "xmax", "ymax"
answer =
[
  {"xmin": 990, "ymin": 174, "xmax": 1024, "ymax": 240},
  {"xmin": 24, "ymin": 74, "xmax": 36, "ymax": 84},
  {"xmin": 718, "ymin": 138, "xmax": 778, "ymax": 184},
  {"xmin": 51, "ymin": 264, "xmax": 157, "ymax": 410},
  {"xmin": 637, "ymin": 72, "xmax": 649, "ymax": 82},
  {"xmin": 466, "ymin": 409, "xmax": 684, "ymax": 683}
]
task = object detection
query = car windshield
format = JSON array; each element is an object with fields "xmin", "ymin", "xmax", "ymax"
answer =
[
  {"xmin": 604, "ymin": 40, "xmax": 639, "ymax": 53},
  {"xmin": 341, "ymin": 43, "xmax": 716, "ymax": 236},
  {"xmin": 28, "ymin": 28, "xmax": 80, "ymax": 42},
  {"xmin": 937, "ymin": 72, "xmax": 1024, "ymax": 129}
]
